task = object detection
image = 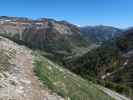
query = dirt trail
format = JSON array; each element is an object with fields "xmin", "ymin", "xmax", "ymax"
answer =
[
  {"xmin": 0, "ymin": 36, "xmax": 64, "ymax": 100},
  {"xmin": 97, "ymin": 85, "xmax": 130, "ymax": 100}
]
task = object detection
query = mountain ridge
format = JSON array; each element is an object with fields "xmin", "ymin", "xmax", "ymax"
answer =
[
  {"xmin": 0, "ymin": 16, "xmax": 89, "ymax": 56},
  {"xmin": 80, "ymin": 25, "xmax": 123, "ymax": 43}
]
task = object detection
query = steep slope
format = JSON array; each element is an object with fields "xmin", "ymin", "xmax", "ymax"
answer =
[
  {"xmin": 0, "ymin": 36, "xmax": 64, "ymax": 100},
  {"xmin": 33, "ymin": 51, "xmax": 122, "ymax": 100},
  {"xmin": 0, "ymin": 36, "xmax": 118, "ymax": 100},
  {"xmin": 80, "ymin": 25, "xmax": 123, "ymax": 43}
]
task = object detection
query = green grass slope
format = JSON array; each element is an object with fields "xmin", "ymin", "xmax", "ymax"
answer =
[{"xmin": 33, "ymin": 52, "xmax": 114, "ymax": 100}]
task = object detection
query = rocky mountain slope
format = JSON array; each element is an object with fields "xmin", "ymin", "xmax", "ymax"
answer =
[
  {"xmin": 0, "ymin": 16, "xmax": 88, "ymax": 56},
  {"xmin": 0, "ymin": 36, "xmax": 64, "ymax": 100}
]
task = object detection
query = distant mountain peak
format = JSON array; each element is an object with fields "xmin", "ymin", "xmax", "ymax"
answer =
[{"xmin": 80, "ymin": 25, "xmax": 123, "ymax": 43}]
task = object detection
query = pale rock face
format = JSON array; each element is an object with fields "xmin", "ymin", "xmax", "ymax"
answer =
[
  {"xmin": 52, "ymin": 22, "xmax": 73, "ymax": 35},
  {"xmin": 0, "ymin": 17, "xmax": 76, "ymax": 36}
]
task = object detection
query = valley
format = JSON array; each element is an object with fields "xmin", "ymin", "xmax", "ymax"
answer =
[{"xmin": 0, "ymin": 16, "xmax": 132, "ymax": 100}]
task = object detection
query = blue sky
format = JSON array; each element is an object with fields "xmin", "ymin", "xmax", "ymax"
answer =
[{"xmin": 0, "ymin": 0, "xmax": 133, "ymax": 28}]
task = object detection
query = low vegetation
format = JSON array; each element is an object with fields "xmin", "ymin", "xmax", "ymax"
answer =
[
  {"xmin": 33, "ymin": 52, "xmax": 114, "ymax": 100},
  {"xmin": 63, "ymin": 33, "xmax": 133, "ymax": 99}
]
